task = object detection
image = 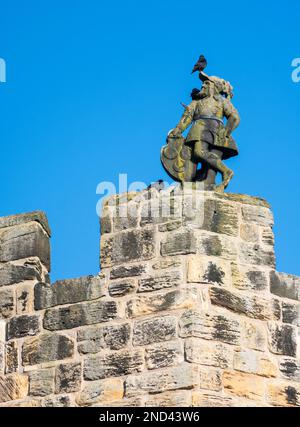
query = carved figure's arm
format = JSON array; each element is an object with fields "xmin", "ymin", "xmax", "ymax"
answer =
[
  {"xmin": 223, "ymin": 99, "xmax": 240, "ymax": 137},
  {"xmin": 170, "ymin": 101, "xmax": 197, "ymax": 136}
]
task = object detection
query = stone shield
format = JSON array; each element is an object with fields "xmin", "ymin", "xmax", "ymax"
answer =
[{"xmin": 161, "ymin": 136, "xmax": 197, "ymax": 182}]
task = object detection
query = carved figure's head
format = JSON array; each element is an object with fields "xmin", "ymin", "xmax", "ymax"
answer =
[{"xmin": 199, "ymin": 71, "xmax": 234, "ymax": 99}]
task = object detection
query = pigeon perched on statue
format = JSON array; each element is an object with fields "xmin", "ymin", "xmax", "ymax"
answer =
[{"xmin": 191, "ymin": 55, "xmax": 207, "ymax": 74}]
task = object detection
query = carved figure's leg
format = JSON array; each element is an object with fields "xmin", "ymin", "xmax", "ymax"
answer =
[{"xmin": 194, "ymin": 141, "xmax": 233, "ymax": 191}]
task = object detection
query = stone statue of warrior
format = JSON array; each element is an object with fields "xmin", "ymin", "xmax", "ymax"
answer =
[{"xmin": 161, "ymin": 56, "xmax": 240, "ymax": 192}]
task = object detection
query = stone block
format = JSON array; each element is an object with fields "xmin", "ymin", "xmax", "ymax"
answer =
[
  {"xmin": 127, "ymin": 289, "xmax": 199, "ymax": 318},
  {"xmin": 7, "ymin": 315, "xmax": 40, "ymax": 339},
  {"xmin": 267, "ymin": 381, "xmax": 300, "ymax": 407},
  {"xmin": 125, "ymin": 364, "xmax": 198, "ymax": 396},
  {"xmin": 138, "ymin": 270, "xmax": 182, "ymax": 292},
  {"xmin": 279, "ymin": 357, "xmax": 300, "ymax": 382},
  {"xmin": 261, "ymin": 227, "xmax": 275, "ymax": 246},
  {"xmin": 233, "ymin": 349, "xmax": 277, "ymax": 377},
  {"xmin": 270, "ymin": 271, "xmax": 300, "ymax": 301},
  {"xmin": 5, "ymin": 341, "xmax": 18, "ymax": 373},
  {"xmin": 42, "ymin": 395, "xmax": 71, "ymax": 407},
  {"xmin": 110, "ymin": 264, "xmax": 147, "ymax": 279},
  {"xmin": 22, "ymin": 334, "xmax": 74, "ymax": 366},
  {"xmin": 241, "ymin": 319, "xmax": 268, "ymax": 352},
  {"xmin": 43, "ymin": 300, "xmax": 118, "ymax": 331},
  {"xmin": 241, "ymin": 204, "xmax": 274, "ymax": 227},
  {"xmin": 158, "ymin": 220, "xmax": 182, "ymax": 232},
  {"xmin": 133, "ymin": 315, "xmax": 177, "ymax": 346},
  {"xmin": 268, "ymin": 322, "xmax": 297, "ymax": 357},
  {"xmin": 240, "ymin": 222, "xmax": 260, "ymax": 243},
  {"xmin": 161, "ymin": 230, "xmax": 197, "ymax": 256},
  {"xmin": 101, "ymin": 228, "xmax": 156, "ymax": 268},
  {"xmin": 0, "ymin": 261, "xmax": 42, "ymax": 287},
  {"xmin": 0, "ymin": 374, "xmax": 28, "ymax": 403},
  {"xmin": 55, "ymin": 362, "xmax": 81, "ymax": 393},
  {"xmin": 223, "ymin": 371, "xmax": 265, "ymax": 400},
  {"xmin": 179, "ymin": 310, "xmax": 241, "ymax": 345},
  {"xmin": 197, "ymin": 233, "xmax": 237, "ymax": 261},
  {"xmin": 0, "ymin": 222, "xmax": 50, "ymax": 270},
  {"xmin": 192, "ymin": 391, "xmax": 237, "ymax": 407},
  {"xmin": 108, "ymin": 279, "xmax": 136, "ymax": 297},
  {"xmin": 140, "ymin": 197, "xmax": 181, "ymax": 226},
  {"xmin": 199, "ymin": 367, "xmax": 222, "ymax": 392},
  {"xmin": 29, "ymin": 368, "xmax": 54, "ymax": 397},
  {"xmin": 0, "ymin": 288, "xmax": 14, "ymax": 319},
  {"xmin": 16, "ymin": 284, "xmax": 34, "ymax": 315},
  {"xmin": 238, "ymin": 242, "xmax": 275, "ymax": 267},
  {"xmin": 0, "ymin": 211, "xmax": 50, "ymax": 236},
  {"xmin": 83, "ymin": 349, "xmax": 144, "ymax": 380},
  {"xmin": 185, "ymin": 338, "xmax": 233, "ymax": 368},
  {"xmin": 197, "ymin": 199, "xmax": 239, "ymax": 237},
  {"xmin": 34, "ymin": 274, "xmax": 105, "ymax": 310},
  {"xmin": 187, "ymin": 255, "xmax": 231, "ymax": 286},
  {"xmin": 77, "ymin": 323, "xmax": 131, "ymax": 354},
  {"xmin": 76, "ymin": 378, "xmax": 124, "ymax": 406},
  {"xmin": 145, "ymin": 391, "xmax": 191, "ymax": 407},
  {"xmin": 210, "ymin": 287, "xmax": 281, "ymax": 321},
  {"xmin": 113, "ymin": 202, "xmax": 139, "ymax": 231},
  {"xmin": 145, "ymin": 341, "xmax": 183, "ymax": 370},
  {"xmin": 282, "ymin": 302, "xmax": 300, "ymax": 326},
  {"xmin": 231, "ymin": 263, "xmax": 268, "ymax": 291},
  {"xmin": 152, "ymin": 257, "xmax": 182, "ymax": 270}
]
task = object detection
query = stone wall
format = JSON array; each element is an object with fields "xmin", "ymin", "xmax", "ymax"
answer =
[{"xmin": 0, "ymin": 186, "xmax": 299, "ymax": 407}]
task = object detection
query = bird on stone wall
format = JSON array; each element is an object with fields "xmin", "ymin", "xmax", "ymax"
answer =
[{"xmin": 191, "ymin": 54, "xmax": 207, "ymax": 74}]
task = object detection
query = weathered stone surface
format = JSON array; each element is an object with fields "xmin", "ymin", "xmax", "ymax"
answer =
[
  {"xmin": 76, "ymin": 378, "xmax": 124, "ymax": 406},
  {"xmin": 125, "ymin": 364, "xmax": 198, "ymax": 396},
  {"xmin": 268, "ymin": 322, "xmax": 297, "ymax": 357},
  {"xmin": 233, "ymin": 349, "xmax": 277, "ymax": 377},
  {"xmin": 77, "ymin": 323, "xmax": 131, "ymax": 354},
  {"xmin": 187, "ymin": 255, "xmax": 231, "ymax": 286},
  {"xmin": 197, "ymin": 233, "xmax": 237, "ymax": 261},
  {"xmin": 223, "ymin": 371, "xmax": 265, "ymax": 400},
  {"xmin": 238, "ymin": 242, "xmax": 275, "ymax": 267},
  {"xmin": 279, "ymin": 358, "xmax": 300, "ymax": 382},
  {"xmin": 145, "ymin": 342, "xmax": 183, "ymax": 370},
  {"xmin": 140, "ymin": 197, "xmax": 181, "ymax": 227},
  {"xmin": 242, "ymin": 205, "xmax": 274, "ymax": 226},
  {"xmin": 43, "ymin": 300, "xmax": 118, "ymax": 331},
  {"xmin": 127, "ymin": 289, "xmax": 199, "ymax": 318},
  {"xmin": 199, "ymin": 367, "xmax": 222, "ymax": 392},
  {"xmin": 133, "ymin": 316, "xmax": 177, "ymax": 346},
  {"xmin": 240, "ymin": 222, "xmax": 260, "ymax": 243},
  {"xmin": 84, "ymin": 349, "xmax": 144, "ymax": 380},
  {"xmin": 0, "ymin": 261, "xmax": 42, "ymax": 287},
  {"xmin": 231, "ymin": 264, "xmax": 268, "ymax": 291},
  {"xmin": 0, "ymin": 342, "xmax": 4, "ymax": 374},
  {"xmin": 267, "ymin": 381, "xmax": 300, "ymax": 406},
  {"xmin": 0, "ymin": 288, "xmax": 14, "ymax": 319},
  {"xmin": 210, "ymin": 287, "xmax": 281, "ymax": 321},
  {"xmin": 100, "ymin": 207, "xmax": 113, "ymax": 235},
  {"xmin": 185, "ymin": 338, "xmax": 233, "ymax": 368},
  {"xmin": 110, "ymin": 264, "xmax": 147, "ymax": 279},
  {"xmin": 261, "ymin": 227, "xmax": 275, "ymax": 246},
  {"xmin": 29, "ymin": 368, "xmax": 54, "ymax": 397},
  {"xmin": 192, "ymin": 391, "xmax": 237, "ymax": 407},
  {"xmin": 0, "ymin": 222, "xmax": 50, "ymax": 270},
  {"xmin": 22, "ymin": 334, "xmax": 74, "ymax": 366},
  {"xmin": 161, "ymin": 230, "xmax": 196, "ymax": 256},
  {"xmin": 108, "ymin": 279, "xmax": 136, "ymax": 297},
  {"xmin": 270, "ymin": 271, "xmax": 300, "ymax": 301},
  {"xmin": 158, "ymin": 220, "xmax": 182, "ymax": 232},
  {"xmin": 101, "ymin": 228, "xmax": 156, "ymax": 268},
  {"xmin": 282, "ymin": 302, "xmax": 300, "ymax": 326},
  {"xmin": 138, "ymin": 271, "xmax": 182, "ymax": 293},
  {"xmin": 7, "ymin": 315, "xmax": 40, "ymax": 339},
  {"xmin": 152, "ymin": 257, "xmax": 182, "ymax": 270},
  {"xmin": 179, "ymin": 310, "xmax": 241, "ymax": 345},
  {"xmin": 42, "ymin": 395, "xmax": 71, "ymax": 407},
  {"xmin": 2, "ymin": 399, "xmax": 41, "ymax": 407},
  {"xmin": 34, "ymin": 274, "xmax": 105, "ymax": 310},
  {"xmin": 197, "ymin": 199, "xmax": 239, "ymax": 237},
  {"xmin": 55, "ymin": 362, "xmax": 81, "ymax": 393},
  {"xmin": 241, "ymin": 319, "xmax": 267, "ymax": 352},
  {"xmin": 16, "ymin": 284, "xmax": 34, "ymax": 315},
  {"xmin": 113, "ymin": 202, "xmax": 139, "ymax": 231},
  {"xmin": 0, "ymin": 211, "xmax": 51, "ymax": 236},
  {"xmin": 0, "ymin": 374, "xmax": 28, "ymax": 403},
  {"xmin": 5, "ymin": 341, "xmax": 18, "ymax": 373},
  {"xmin": 145, "ymin": 390, "xmax": 191, "ymax": 407}
]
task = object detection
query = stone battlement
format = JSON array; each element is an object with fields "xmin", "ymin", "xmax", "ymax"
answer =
[{"xmin": 0, "ymin": 186, "xmax": 299, "ymax": 407}]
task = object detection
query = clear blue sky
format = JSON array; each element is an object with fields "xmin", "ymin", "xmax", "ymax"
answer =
[{"xmin": 0, "ymin": 0, "xmax": 299, "ymax": 281}]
